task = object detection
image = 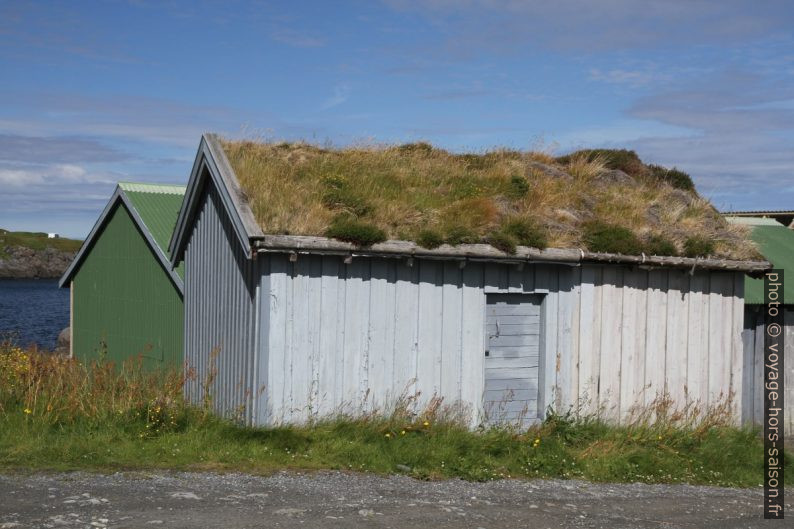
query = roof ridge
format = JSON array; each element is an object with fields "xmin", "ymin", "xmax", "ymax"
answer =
[
  {"xmin": 725, "ymin": 216, "xmax": 785, "ymax": 227},
  {"xmin": 119, "ymin": 181, "xmax": 187, "ymax": 194}
]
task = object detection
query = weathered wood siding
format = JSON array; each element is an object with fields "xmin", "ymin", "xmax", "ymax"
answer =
[
  {"xmin": 742, "ymin": 307, "xmax": 793, "ymax": 431},
  {"xmin": 554, "ymin": 266, "xmax": 745, "ymax": 422},
  {"xmin": 259, "ymin": 254, "xmax": 746, "ymax": 426},
  {"xmin": 183, "ymin": 180, "xmax": 260, "ymax": 424}
]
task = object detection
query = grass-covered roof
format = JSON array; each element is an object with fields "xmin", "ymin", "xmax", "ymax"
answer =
[{"xmin": 221, "ymin": 140, "xmax": 758, "ymax": 260}]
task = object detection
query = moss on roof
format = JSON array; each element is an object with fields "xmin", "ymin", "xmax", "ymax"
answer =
[{"xmin": 222, "ymin": 139, "xmax": 759, "ymax": 260}]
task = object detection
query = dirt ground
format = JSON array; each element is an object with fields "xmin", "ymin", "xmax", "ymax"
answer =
[{"xmin": 0, "ymin": 471, "xmax": 788, "ymax": 528}]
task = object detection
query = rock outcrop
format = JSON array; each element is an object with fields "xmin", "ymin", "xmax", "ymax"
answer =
[{"xmin": 0, "ymin": 245, "xmax": 76, "ymax": 279}]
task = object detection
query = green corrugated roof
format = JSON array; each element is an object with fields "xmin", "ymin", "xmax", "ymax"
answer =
[
  {"xmin": 120, "ymin": 182, "xmax": 186, "ymax": 279},
  {"xmin": 726, "ymin": 216, "xmax": 793, "ymax": 304}
]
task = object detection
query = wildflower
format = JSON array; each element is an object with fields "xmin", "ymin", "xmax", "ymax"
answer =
[
  {"xmin": 384, "ymin": 433, "xmax": 391, "ymax": 439},
  {"xmin": 423, "ymin": 420, "xmax": 430, "ymax": 427},
  {"xmin": 400, "ymin": 430, "xmax": 406, "ymax": 435},
  {"xmin": 23, "ymin": 408, "xmax": 32, "ymax": 415}
]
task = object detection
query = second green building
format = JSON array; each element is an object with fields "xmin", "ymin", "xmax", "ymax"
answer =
[{"xmin": 59, "ymin": 182, "xmax": 186, "ymax": 369}]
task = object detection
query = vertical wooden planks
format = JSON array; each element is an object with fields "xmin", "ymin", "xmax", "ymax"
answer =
[
  {"xmin": 460, "ymin": 262, "xmax": 485, "ymax": 425},
  {"xmin": 598, "ymin": 266, "xmax": 623, "ymax": 420},
  {"xmin": 393, "ymin": 260, "xmax": 420, "ymax": 404},
  {"xmin": 619, "ymin": 268, "xmax": 647, "ymax": 420},
  {"xmin": 537, "ymin": 265, "xmax": 558, "ymax": 418},
  {"xmin": 686, "ymin": 272, "xmax": 710, "ymax": 410},
  {"xmin": 333, "ymin": 262, "xmax": 348, "ymax": 410},
  {"xmin": 416, "ymin": 260, "xmax": 443, "ymax": 407},
  {"xmin": 266, "ymin": 255, "xmax": 289, "ymax": 422},
  {"xmin": 753, "ymin": 312, "xmax": 764, "ymax": 422},
  {"xmin": 707, "ymin": 273, "xmax": 731, "ymax": 407},
  {"xmin": 644, "ymin": 269, "xmax": 668, "ymax": 406},
  {"xmin": 665, "ymin": 270, "xmax": 690, "ymax": 408},
  {"xmin": 730, "ymin": 273, "xmax": 744, "ymax": 421},
  {"xmin": 441, "ymin": 261, "xmax": 464, "ymax": 404},
  {"xmin": 317, "ymin": 256, "xmax": 341, "ymax": 416},
  {"xmin": 289, "ymin": 256, "xmax": 312, "ymax": 422},
  {"xmin": 555, "ymin": 266, "xmax": 577, "ymax": 412},
  {"xmin": 341, "ymin": 258, "xmax": 370, "ymax": 410},
  {"xmin": 306, "ymin": 256, "xmax": 324, "ymax": 420},
  {"xmin": 577, "ymin": 265, "xmax": 602, "ymax": 415},
  {"xmin": 368, "ymin": 260, "xmax": 396, "ymax": 410},
  {"xmin": 740, "ymin": 310, "xmax": 756, "ymax": 424}
]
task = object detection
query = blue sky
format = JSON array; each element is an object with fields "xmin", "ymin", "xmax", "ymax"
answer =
[{"xmin": 2, "ymin": 0, "xmax": 794, "ymax": 238}]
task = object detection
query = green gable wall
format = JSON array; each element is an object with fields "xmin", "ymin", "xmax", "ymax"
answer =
[{"xmin": 72, "ymin": 202, "xmax": 183, "ymax": 369}]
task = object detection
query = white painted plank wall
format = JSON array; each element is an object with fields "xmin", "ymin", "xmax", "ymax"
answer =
[
  {"xmin": 261, "ymin": 253, "xmax": 746, "ymax": 426},
  {"xmin": 555, "ymin": 267, "xmax": 745, "ymax": 423}
]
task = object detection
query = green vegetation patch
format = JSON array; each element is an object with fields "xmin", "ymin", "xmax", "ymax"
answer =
[
  {"xmin": 644, "ymin": 234, "xmax": 678, "ymax": 257},
  {"xmin": 324, "ymin": 216, "xmax": 387, "ymax": 247},
  {"xmin": 557, "ymin": 149, "xmax": 645, "ymax": 176},
  {"xmin": 648, "ymin": 165, "xmax": 695, "ymax": 191},
  {"xmin": 0, "ymin": 229, "xmax": 82, "ymax": 259},
  {"xmin": 684, "ymin": 236, "xmax": 716, "ymax": 258},
  {"xmin": 417, "ymin": 229, "xmax": 444, "ymax": 249},
  {"xmin": 582, "ymin": 221, "xmax": 644, "ymax": 255}
]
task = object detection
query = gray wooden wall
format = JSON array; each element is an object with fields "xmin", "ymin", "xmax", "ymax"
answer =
[
  {"xmin": 742, "ymin": 306, "xmax": 793, "ymax": 432},
  {"xmin": 182, "ymin": 179, "xmax": 261, "ymax": 424},
  {"xmin": 554, "ymin": 266, "xmax": 744, "ymax": 423},
  {"xmin": 258, "ymin": 253, "xmax": 746, "ymax": 426}
]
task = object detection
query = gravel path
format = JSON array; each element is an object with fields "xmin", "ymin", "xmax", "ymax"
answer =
[{"xmin": 0, "ymin": 471, "xmax": 787, "ymax": 528}]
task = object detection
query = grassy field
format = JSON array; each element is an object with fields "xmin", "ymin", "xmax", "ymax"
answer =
[
  {"xmin": 1, "ymin": 343, "xmax": 789, "ymax": 486},
  {"xmin": 0, "ymin": 228, "xmax": 82, "ymax": 258}
]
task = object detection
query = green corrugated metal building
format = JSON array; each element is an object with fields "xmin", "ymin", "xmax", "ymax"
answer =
[{"xmin": 59, "ymin": 182, "xmax": 186, "ymax": 369}]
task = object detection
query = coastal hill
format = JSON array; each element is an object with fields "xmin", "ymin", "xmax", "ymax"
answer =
[{"xmin": 0, "ymin": 229, "xmax": 82, "ymax": 279}]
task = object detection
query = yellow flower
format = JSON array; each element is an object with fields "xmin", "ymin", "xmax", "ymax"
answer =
[
  {"xmin": 400, "ymin": 430, "xmax": 406, "ymax": 435},
  {"xmin": 384, "ymin": 433, "xmax": 391, "ymax": 438},
  {"xmin": 423, "ymin": 421, "xmax": 430, "ymax": 427},
  {"xmin": 23, "ymin": 408, "xmax": 32, "ymax": 415}
]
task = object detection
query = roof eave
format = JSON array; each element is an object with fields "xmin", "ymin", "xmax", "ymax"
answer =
[{"xmin": 252, "ymin": 235, "xmax": 772, "ymax": 275}]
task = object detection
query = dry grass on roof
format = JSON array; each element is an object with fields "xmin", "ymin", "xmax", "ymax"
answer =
[{"xmin": 221, "ymin": 139, "xmax": 760, "ymax": 260}]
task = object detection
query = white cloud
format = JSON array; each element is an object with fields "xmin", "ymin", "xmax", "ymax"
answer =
[
  {"xmin": 0, "ymin": 163, "xmax": 114, "ymax": 189},
  {"xmin": 321, "ymin": 83, "xmax": 351, "ymax": 110}
]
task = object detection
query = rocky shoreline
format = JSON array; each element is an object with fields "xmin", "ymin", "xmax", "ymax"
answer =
[{"xmin": 0, "ymin": 245, "xmax": 76, "ymax": 279}]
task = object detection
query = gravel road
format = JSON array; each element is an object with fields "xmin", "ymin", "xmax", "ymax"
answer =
[{"xmin": 0, "ymin": 471, "xmax": 787, "ymax": 528}]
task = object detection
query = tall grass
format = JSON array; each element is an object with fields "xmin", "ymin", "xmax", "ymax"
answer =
[
  {"xmin": 221, "ymin": 140, "xmax": 759, "ymax": 259},
  {"xmin": 1, "ymin": 343, "xmax": 789, "ymax": 486}
]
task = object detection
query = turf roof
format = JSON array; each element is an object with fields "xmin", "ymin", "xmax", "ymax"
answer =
[{"xmin": 221, "ymin": 140, "xmax": 759, "ymax": 260}]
